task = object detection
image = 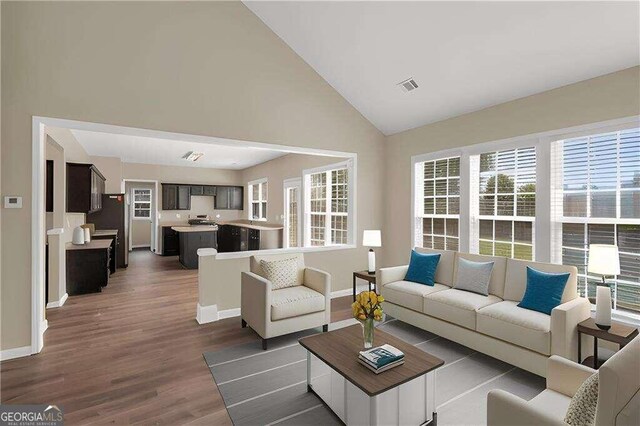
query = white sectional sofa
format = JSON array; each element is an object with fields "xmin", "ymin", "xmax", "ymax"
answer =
[{"xmin": 380, "ymin": 248, "xmax": 592, "ymax": 377}]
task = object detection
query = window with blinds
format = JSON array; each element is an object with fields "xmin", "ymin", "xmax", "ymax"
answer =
[
  {"xmin": 415, "ymin": 157, "xmax": 460, "ymax": 251},
  {"xmin": 305, "ymin": 166, "xmax": 350, "ymax": 246},
  {"xmin": 476, "ymin": 147, "xmax": 536, "ymax": 260},
  {"xmin": 133, "ymin": 188, "xmax": 152, "ymax": 219},
  {"xmin": 553, "ymin": 128, "xmax": 640, "ymax": 313}
]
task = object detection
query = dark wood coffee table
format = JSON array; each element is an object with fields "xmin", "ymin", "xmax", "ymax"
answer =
[{"xmin": 299, "ymin": 324, "xmax": 444, "ymax": 425}]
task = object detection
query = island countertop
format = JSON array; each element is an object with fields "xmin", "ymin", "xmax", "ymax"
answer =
[
  {"xmin": 66, "ymin": 239, "xmax": 113, "ymax": 251},
  {"xmin": 217, "ymin": 220, "xmax": 284, "ymax": 231},
  {"xmin": 171, "ymin": 225, "xmax": 219, "ymax": 233}
]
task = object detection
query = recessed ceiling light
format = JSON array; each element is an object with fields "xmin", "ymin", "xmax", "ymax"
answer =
[
  {"xmin": 397, "ymin": 78, "xmax": 419, "ymax": 93},
  {"xmin": 182, "ymin": 151, "xmax": 204, "ymax": 162}
]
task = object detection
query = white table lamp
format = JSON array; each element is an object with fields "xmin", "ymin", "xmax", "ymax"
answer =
[
  {"xmin": 363, "ymin": 230, "xmax": 382, "ymax": 274},
  {"xmin": 588, "ymin": 244, "xmax": 620, "ymax": 330}
]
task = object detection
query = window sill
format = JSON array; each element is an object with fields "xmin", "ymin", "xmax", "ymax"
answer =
[{"xmin": 207, "ymin": 244, "xmax": 357, "ymax": 260}]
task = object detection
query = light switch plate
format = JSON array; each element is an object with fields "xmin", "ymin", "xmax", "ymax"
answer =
[{"xmin": 4, "ymin": 196, "xmax": 23, "ymax": 208}]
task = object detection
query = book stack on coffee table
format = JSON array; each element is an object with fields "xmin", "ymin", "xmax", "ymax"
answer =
[{"xmin": 358, "ymin": 344, "xmax": 405, "ymax": 374}]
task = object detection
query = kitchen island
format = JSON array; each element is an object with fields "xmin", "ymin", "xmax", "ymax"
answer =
[
  {"xmin": 172, "ymin": 225, "xmax": 218, "ymax": 269},
  {"xmin": 216, "ymin": 220, "xmax": 283, "ymax": 252}
]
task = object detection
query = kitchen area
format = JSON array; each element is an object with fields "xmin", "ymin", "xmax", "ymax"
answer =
[{"xmin": 158, "ymin": 183, "xmax": 283, "ymax": 269}]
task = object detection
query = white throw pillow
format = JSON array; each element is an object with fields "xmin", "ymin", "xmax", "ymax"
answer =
[
  {"xmin": 453, "ymin": 257, "xmax": 494, "ymax": 296},
  {"xmin": 261, "ymin": 257, "xmax": 300, "ymax": 290},
  {"xmin": 564, "ymin": 372, "xmax": 598, "ymax": 426}
]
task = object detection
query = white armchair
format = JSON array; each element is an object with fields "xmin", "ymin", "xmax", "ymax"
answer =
[
  {"xmin": 241, "ymin": 253, "xmax": 331, "ymax": 350},
  {"xmin": 488, "ymin": 336, "xmax": 640, "ymax": 426}
]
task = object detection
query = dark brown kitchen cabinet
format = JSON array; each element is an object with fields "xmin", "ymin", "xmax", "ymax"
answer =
[
  {"xmin": 190, "ymin": 185, "xmax": 204, "ymax": 196},
  {"xmin": 215, "ymin": 186, "xmax": 244, "ymax": 210},
  {"xmin": 203, "ymin": 185, "xmax": 217, "ymax": 196},
  {"xmin": 162, "ymin": 226, "xmax": 179, "ymax": 256},
  {"xmin": 162, "ymin": 184, "xmax": 191, "ymax": 210},
  {"xmin": 66, "ymin": 163, "xmax": 106, "ymax": 214}
]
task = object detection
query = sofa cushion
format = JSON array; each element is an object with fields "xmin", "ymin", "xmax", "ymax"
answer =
[
  {"xmin": 477, "ymin": 301, "xmax": 551, "ymax": 355},
  {"xmin": 455, "ymin": 252, "xmax": 507, "ymax": 298},
  {"xmin": 415, "ymin": 247, "xmax": 456, "ymax": 286},
  {"xmin": 504, "ymin": 259, "xmax": 577, "ymax": 303},
  {"xmin": 518, "ymin": 267, "xmax": 570, "ymax": 315},
  {"xmin": 381, "ymin": 280, "xmax": 449, "ymax": 312},
  {"xmin": 271, "ymin": 285, "xmax": 325, "ymax": 321},
  {"xmin": 453, "ymin": 257, "xmax": 495, "ymax": 296},
  {"xmin": 528, "ymin": 390, "xmax": 572, "ymax": 419},
  {"xmin": 423, "ymin": 289, "xmax": 502, "ymax": 330},
  {"xmin": 405, "ymin": 250, "xmax": 441, "ymax": 286}
]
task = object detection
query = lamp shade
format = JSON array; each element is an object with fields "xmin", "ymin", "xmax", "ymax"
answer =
[
  {"xmin": 362, "ymin": 230, "xmax": 382, "ymax": 247},
  {"xmin": 588, "ymin": 244, "xmax": 620, "ymax": 276}
]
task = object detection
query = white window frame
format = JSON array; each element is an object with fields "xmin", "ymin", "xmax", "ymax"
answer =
[
  {"xmin": 248, "ymin": 178, "xmax": 268, "ymax": 221},
  {"xmin": 303, "ymin": 159, "xmax": 356, "ymax": 247},
  {"xmin": 411, "ymin": 115, "xmax": 640, "ymax": 324},
  {"xmin": 415, "ymin": 156, "xmax": 461, "ymax": 251},
  {"xmin": 283, "ymin": 178, "xmax": 302, "ymax": 249},
  {"xmin": 132, "ymin": 188, "xmax": 152, "ymax": 220}
]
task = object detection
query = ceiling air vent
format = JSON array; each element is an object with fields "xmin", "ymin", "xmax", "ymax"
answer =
[
  {"xmin": 397, "ymin": 78, "xmax": 419, "ymax": 93},
  {"xmin": 182, "ymin": 151, "xmax": 204, "ymax": 162}
]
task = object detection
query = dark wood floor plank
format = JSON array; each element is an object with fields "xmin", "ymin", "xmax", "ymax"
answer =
[{"xmin": 0, "ymin": 250, "xmax": 353, "ymax": 424}]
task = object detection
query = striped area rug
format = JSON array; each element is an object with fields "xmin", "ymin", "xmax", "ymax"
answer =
[{"xmin": 203, "ymin": 318, "xmax": 545, "ymax": 425}]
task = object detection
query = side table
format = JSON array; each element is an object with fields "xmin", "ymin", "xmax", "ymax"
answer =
[
  {"xmin": 577, "ymin": 317, "xmax": 639, "ymax": 369},
  {"xmin": 353, "ymin": 270, "xmax": 377, "ymax": 301}
]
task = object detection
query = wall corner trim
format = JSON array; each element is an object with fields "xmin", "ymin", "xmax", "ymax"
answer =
[
  {"xmin": 46, "ymin": 293, "xmax": 68, "ymax": 309},
  {"xmin": 0, "ymin": 346, "xmax": 32, "ymax": 362},
  {"xmin": 197, "ymin": 248, "xmax": 218, "ymax": 257},
  {"xmin": 196, "ymin": 303, "xmax": 218, "ymax": 324}
]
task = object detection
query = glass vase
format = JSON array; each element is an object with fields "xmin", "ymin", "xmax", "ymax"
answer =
[{"xmin": 362, "ymin": 317, "xmax": 375, "ymax": 349}]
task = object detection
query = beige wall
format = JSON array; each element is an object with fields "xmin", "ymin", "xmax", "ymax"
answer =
[
  {"xmin": 382, "ymin": 67, "xmax": 640, "ymax": 267},
  {"xmin": 91, "ymin": 156, "xmax": 122, "ymax": 194},
  {"xmin": 241, "ymin": 153, "xmax": 348, "ymax": 224},
  {"xmin": 45, "ymin": 136, "xmax": 65, "ymax": 231},
  {"xmin": 1, "ymin": 1, "xmax": 385, "ymax": 351}
]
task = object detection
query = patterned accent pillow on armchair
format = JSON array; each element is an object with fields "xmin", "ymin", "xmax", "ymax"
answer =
[{"xmin": 261, "ymin": 257, "xmax": 300, "ymax": 290}]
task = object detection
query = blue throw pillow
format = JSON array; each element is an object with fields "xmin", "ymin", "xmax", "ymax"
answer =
[
  {"xmin": 404, "ymin": 250, "xmax": 441, "ymax": 286},
  {"xmin": 518, "ymin": 267, "xmax": 570, "ymax": 315}
]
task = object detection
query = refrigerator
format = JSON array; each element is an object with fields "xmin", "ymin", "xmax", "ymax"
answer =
[{"xmin": 87, "ymin": 193, "xmax": 128, "ymax": 268}]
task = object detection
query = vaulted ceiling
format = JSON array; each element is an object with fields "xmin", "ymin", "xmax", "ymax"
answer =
[{"xmin": 245, "ymin": 1, "xmax": 640, "ymax": 135}]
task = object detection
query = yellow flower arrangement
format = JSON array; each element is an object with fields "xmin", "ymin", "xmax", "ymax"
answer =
[{"xmin": 352, "ymin": 290, "xmax": 385, "ymax": 321}]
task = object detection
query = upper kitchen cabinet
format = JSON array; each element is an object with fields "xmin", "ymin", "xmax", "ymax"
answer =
[
  {"xmin": 215, "ymin": 186, "xmax": 244, "ymax": 210},
  {"xmin": 66, "ymin": 163, "xmax": 106, "ymax": 214},
  {"xmin": 161, "ymin": 184, "xmax": 191, "ymax": 210},
  {"xmin": 203, "ymin": 185, "xmax": 217, "ymax": 196}
]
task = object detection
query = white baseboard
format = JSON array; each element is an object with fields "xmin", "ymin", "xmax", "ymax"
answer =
[
  {"xmin": 46, "ymin": 292, "xmax": 68, "ymax": 309},
  {"xmin": 0, "ymin": 345, "xmax": 32, "ymax": 361},
  {"xmin": 41, "ymin": 320, "xmax": 48, "ymax": 334},
  {"xmin": 131, "ymin": 244, "xmax": 151, "ymax": 249},
  {"xmin": 331, "ymin": 289, "xmax": 353, "ymax": 299},
  {"xmin": 219, "ymin": 308, "xmax": 241, "ymax": 320},
  {"xmin": 196, "ymin": 303, "xmax": 218, "ymax": 324}
]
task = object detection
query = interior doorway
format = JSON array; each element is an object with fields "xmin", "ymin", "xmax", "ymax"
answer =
[{"xmin": 123, "ymin": 180, "xmax": 159, "ymax": 255}]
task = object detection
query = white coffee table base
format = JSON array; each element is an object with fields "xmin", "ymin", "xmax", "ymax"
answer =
[{"xmin": 306, "ymin": 352, "xmax": 437, "ymax": 426}]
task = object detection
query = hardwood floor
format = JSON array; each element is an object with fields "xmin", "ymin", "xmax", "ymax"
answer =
[{"xmin": 0, "ymin": 249, "xmax": 354, "ymax": 424}]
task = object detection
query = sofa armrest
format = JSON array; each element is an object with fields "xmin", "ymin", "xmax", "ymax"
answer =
[
  {"xmin": 546, "ymin": 355, "xmax": 595, "ymax": 398},
  {"xmin": 487, "ymin": 389, "xmax": 566, "ymax": 426},
  {"xmin": 304, "ymin": 267, "xmax": 332, "ymax": 325},
  {"xmin": 379, "ymin": 265, "xmax": 409, "ymax": 287},
  {"xmin": 304, "ymin": 267, "xmax": 331, "ymax": 296},
  {"xmin": 551, "ymin": 297, "xmax": 591, "ymax": 361},
  {"xmin": 241, "ymin": 271, "xmax": 271, "ymax": 337}
]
